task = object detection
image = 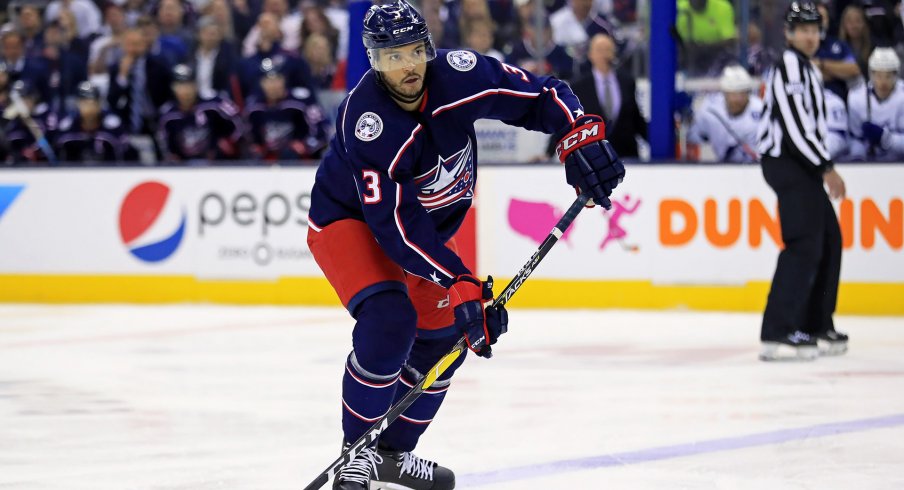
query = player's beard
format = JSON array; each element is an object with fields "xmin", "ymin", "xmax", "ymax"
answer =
[{"xmin": 379, "ymin": 67, "xmax": 428, "ymax": 105}]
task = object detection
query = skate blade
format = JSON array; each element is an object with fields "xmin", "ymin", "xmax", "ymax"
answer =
[
  {"xmin": 370, "ymin": 482, "xmax": 416, "ymax": 490},
  {"xmin": 759, "ymin": 342, "xmax": 818, "ymax": 362},
  {"xmin": 818, "ymin": 340, "xmax": 849, "ymax": 357}
]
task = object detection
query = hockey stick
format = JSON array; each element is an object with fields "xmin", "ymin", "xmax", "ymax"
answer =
[
  {"xmin": 705, "ymin": 107, "xmax": 760, "ymax": 162},
  {"xmin": 9, "ymin": 91, "xmax": 59, "ymax": 165},
  {"xmin": 302, "ymin": 192, "xmax": 592, "ymax": 490}
]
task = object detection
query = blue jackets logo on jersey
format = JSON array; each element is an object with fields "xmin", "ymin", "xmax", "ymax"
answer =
[
  {"xmin": 446, "ymin": 51, "xmax": 477, "ymax": 72},
  {"xmin": 356, "ymin": 112, "xmax": 384, "ymax": 141},
  {"xmin": 415, "ymin": 140, "xmax": 474, "ymax": 210}
]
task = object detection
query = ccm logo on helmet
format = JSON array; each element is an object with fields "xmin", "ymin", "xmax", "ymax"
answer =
[{"xmin": 393, "ymin": 26, "xmax": 414, "ymax": 34}]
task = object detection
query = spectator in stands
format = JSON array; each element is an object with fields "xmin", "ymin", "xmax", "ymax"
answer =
[
  {"xmin": 569, "ymin": 32, "xmax": 646, "ymax": 158},
  {"xmin": 136, "ymin": 14, "xmax": 186, "ymax": 68},
  {"xmin": 123, "ymin": 0, "xmax": 148, "ymax": 26},
  {"xmin": 245, "ymin": 57, "xmax": 330, "ymax": 161},
  {"xmin": 107, "ymin": 27, "xmax": 173, "ymax": 136},
  {"xmin": 463, "ymin": 17, "xmax": 504, "ymax": 61},
  {"xmin": 839, "ymin": 4, "xmax": 874, "ymax": 74},
  {"xmin": 549, "ymin": 0, "xmax": 595, "ymax": 55},
  {"xmin": 299, "ymin": 2, "xmax": 340, "ymax": 59},
  {"xmin": 42, "ymin": 18, "xmax": 88, "ymax": 112},
  {"xmin": 158, "ymin": 64, "xmax": 243, "ymax": 163},
  {"xmin": 157, "ymin": 0, "xmax": 195, "ymax": 56},
  {"xmin": 676, "ymin": 0, "xmax": 738, "ymax": 76},
  {"xmin": 815, "ymin": 2, "xmax": 862, "ymax": 98},
  {"xmin": 421, "ymin": 0, "xmax": 452, "ymax": 49},
  {"xmin": 318, "ymin": 0, "xmax": 350, "ymax": 61},
  {"xmin": 301, "ymin": 33, "xmax": 343, "ymax": 90},
  {"xmin": 238, "ymin": 12, "xmax": 313, "ymax": 98},
  {"xmin": 505, "ymin": 17, "xmax": 577, "ymax": 80},
  {"xmin": 3, "ymin": 80, "xmax": 57, "ymax": 165},
  {"xmin": 204, "ymin": 0, "xmax": 238, "ymax": 42},
  {"xmin": 687, "ymin": 65, "xmax": 763, "ymax": 163},
  {"xmin": 241, "ymin": 0, "xmax": 301, "ymax": 57},
  {"xmin": 858, "ymin": 0, "xmax": 904, "ymax": 48},
  {"xmin": 848, "ymin": 48, "xmax": 904, "ymax": 161},
  {"xmin": 228, "ymin": 0, "xmax": 260, "ymax": 44},
  {"xmin": 746, "ymin": 22, "xmax": 778, "ymax": 76},
  {"xmin": 193, "ymin": 16, "xmax": 240, "ymax": 99},
  {"xmin": 44, "ymin": 0, "xmax": 102, "ymax": 40},
  {"xmin": 0, "ymin": 30, "xmax": 51, "ymax": 103},
  {"xmin": 56, "ymin": 81, "xmax": 133, "ymax": 163},
  {"xmin": 443, "ymin": 0, "xmax": 493, "ymax": 51},
  {"xmin": 89, "ymin": 4, "xmax": 128, "ymax": 76},
  {"xmin": 17, "ymin": 5, "xmax": 46, "ymax": 59}
]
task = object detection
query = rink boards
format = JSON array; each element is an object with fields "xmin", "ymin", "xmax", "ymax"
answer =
[{"xmin": 0, "ymin": 165, "xmax": 901, "ymax": 314}]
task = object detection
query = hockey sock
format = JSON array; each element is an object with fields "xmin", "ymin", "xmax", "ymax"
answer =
[
  {"xmin": 342, "ymin": 291, "xmax": 417, "ymax": 444},
  {"xmin": 378, "ymin": 334, "xmax": 466, "ymax": 452}
]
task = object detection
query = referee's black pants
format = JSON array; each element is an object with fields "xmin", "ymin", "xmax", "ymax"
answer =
[{"xmin": 760, "ymin": 156, "xmax": 842, "ymax": 341}]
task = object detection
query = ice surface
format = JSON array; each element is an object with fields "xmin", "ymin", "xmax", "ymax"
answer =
[{"xmin": 1, "ymin": 305, "xmax": 903, "ymax": 489}]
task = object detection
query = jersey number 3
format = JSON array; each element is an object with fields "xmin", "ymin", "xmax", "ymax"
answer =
[{"xmin": 362, "ymin": 170, "xmax": 382, "ymax": 204}]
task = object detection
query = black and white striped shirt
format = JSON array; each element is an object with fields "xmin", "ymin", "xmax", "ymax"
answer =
[{"xmin": 757, "ymin": 47, "xmax": 832, "ymax": 169}]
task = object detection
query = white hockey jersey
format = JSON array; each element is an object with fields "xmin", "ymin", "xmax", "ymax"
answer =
[
  {"xmin": 847, "ymin": 79, "xmax": 904, "ymax": 161},
  {"xmin": 824, "ymin": 89, "xmax": 850, "ymax": 161},
  {"xmin": 688, "ymin": 93, "xmax": 764, "ymax": 163}
]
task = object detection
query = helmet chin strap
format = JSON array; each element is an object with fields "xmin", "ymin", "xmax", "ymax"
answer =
[{"xmin": 376, "ymin": 70, "xmax": 428, "ymax": 106}]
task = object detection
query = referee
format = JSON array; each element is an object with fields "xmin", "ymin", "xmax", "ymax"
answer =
[{"xmin": 756, "ymin": 1, "xmax": 848, "ymax": 362}]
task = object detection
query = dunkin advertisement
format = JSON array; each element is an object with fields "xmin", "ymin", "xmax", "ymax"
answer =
[{"xmin": 477, "ymin": 165, "xmax": 902, "ymax": 284}]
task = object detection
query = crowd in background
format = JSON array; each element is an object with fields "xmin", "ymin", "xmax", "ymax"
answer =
[{"xmin": 0, "ymin": 0, "xmax": 902, "ymax": 165}]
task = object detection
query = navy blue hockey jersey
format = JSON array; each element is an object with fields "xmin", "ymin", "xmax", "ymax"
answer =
[
  {"xmin": 245, "ymin": 87, "xmax": 331, "ymax": 161},
  {"xmin": 158, "ymin": 92, "xmax": 243, "ymax": 162},
  {"xmin": 308, "ymin": 49, "xmax": 584, "ymax": 288},
  {"xmin": 56, "ymin": 111, "xmax": 131, "ymax": 163}
]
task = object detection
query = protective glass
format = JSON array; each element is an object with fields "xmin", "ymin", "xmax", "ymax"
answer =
[{"xmin": 368, "ymin": 39, "xmax": 436, "ymax": 72}]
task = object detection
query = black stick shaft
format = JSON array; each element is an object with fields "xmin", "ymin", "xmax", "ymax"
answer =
[{"xmin": 302, "ymin": 193, "xmax": 590, "ymax": 490}]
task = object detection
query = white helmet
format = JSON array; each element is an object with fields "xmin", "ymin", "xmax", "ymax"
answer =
[
  {"xmin": 868, "ymin": 48, "xmax": 900, "ymax": 73},
  {"xmin": 719, "ymin": 65, "xmax": 754, "ymax": 93}
]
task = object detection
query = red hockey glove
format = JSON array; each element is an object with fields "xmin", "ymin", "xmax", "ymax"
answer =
[
  {"xmin": 449, "ymin": 274, "xmax": 508, "ymax": 359},
  {"xmin": 554, "ymin": 114, "xmax": 625, "ymax": 209}
]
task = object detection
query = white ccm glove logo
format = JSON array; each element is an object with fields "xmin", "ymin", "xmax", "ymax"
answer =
[{"xmin": 561, "ymin": 125, "xmax": 600, "ymax": 151}]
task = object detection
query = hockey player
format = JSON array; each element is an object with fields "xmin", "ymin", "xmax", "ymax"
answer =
[
  {"xmin": 157, "ymin": 64, "xmax": 243, "ymax": 163},
  {"xmin": 306, "ymin": 1, "xmax": 624, "ymax": 489},
  {"xmin": 56, "ymin": 81, "xmax": 133, "ymax": 163},
  {"xmin": 245, "ymin": 58, "xmax": 331, "ymax": 161},
  {"xmin": 756, "ymin": 2, "xmax": 847, "ymax": 361},
  {"xmin": 847, "ymin": 48, "xmax": 904, "ymax": 162},
  {"xmin": 824, "ymin": 88, "xmax": 850, "ymax": 161},
  {"xmin": 2, "ymin": 80, "xmax": 57, "ymax": 165},
  {"xmin": 688, "ymin": 65, "xmax": 764, "ymax": 163}
]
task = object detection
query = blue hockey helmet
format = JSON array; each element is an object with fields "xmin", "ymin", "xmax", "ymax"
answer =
[{"xmin": 362, "ymin": 0, "xmax": 436, "ymax": 71}]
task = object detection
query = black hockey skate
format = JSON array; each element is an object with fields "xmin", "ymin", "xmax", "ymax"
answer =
[
  {"xmin": 817, "ymin": 330, "xmax": 849, "ymax": 356},
  {"xmin": 759, "ymin": 330, "xmax": 818, "ymax": 361},
  {"xmin": 332, "ymin": 445, "xmax": 380, "ymax": 490},
  {"xmin": 370, "ymin": 444, "xmax": 455, "ymax": 490}
]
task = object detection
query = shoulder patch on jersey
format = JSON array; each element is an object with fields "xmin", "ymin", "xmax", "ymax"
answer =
[
  {"xmin": 446, "ymin": 50, "xmax": 477, "ymax": 72},
  {"xmin": 292, "ymin": 87, "xmax": 312, "ymax": 100},
  {"xmin": 355, "ymin": 112, "xmax": 383, "ymax": 141}
]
